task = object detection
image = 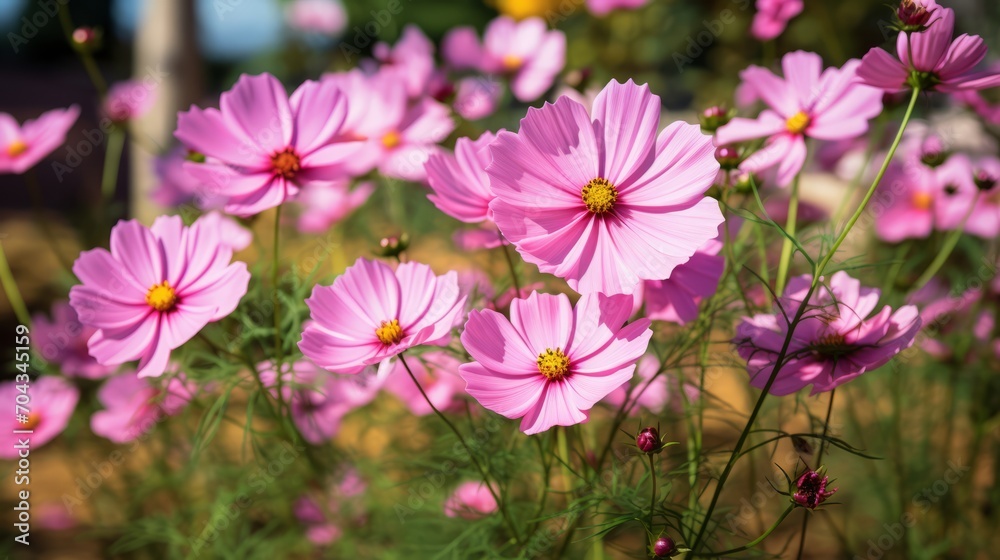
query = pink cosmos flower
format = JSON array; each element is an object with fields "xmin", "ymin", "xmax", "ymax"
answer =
[
  {"xmin": 443, "ymin": 481, "xmax": 498, "ymax": 519},
  {"xmin": 372, "ymin": 25, "xmax": 435, "ymax": 99},
  {"xmin": 103, "ymin": 80, "xmax": 156, "ymax": 123},
  {"xmin": 966, "ymin": 156, "xmax": 1000, "ymax": 238},
  {"xmin": 175, "ymin": 73, "xmax": 359, "ymax": 216},
  {"xmin": 426, "ymin": 130, "xmax": 498, "ymax": 223},
  {"xmin": 793, "ymin": 469, "xmax": 837, "ymax": 509},
  {"xmin": 32, "ymin": 301, "xmax": 114, "ymax": 379},
  {"xmin": 875, "ymin": 163, "xmax": 941, "ymax": 242},
  {"xmin": 460, "ymin": 291, "xmax": 652, "ymax": 435},
  {"xmin": 323, "ymin": 69, "xmax": 454, "ymax": 182},
  {"xmin": 0, "ymin": 376, "xmax": 78, "ymax": 458},
  {"xmin": 197, "ymin": 211, "xmax": 253, "ymax": 252},
  {"xmin": 293, "ymin": 495, "xmax": 342, "ymax": 545},
  {"xmin": 858, "ymin": 7, "xmax": 1000, "ymax": 93},
  {"xmin": 587, "ymin": 0, "xmax": 649, "ymax": 16},
  {"xmin": 604, "ymin": 354, "xmax": 669, "ymax": 414},
  {"xmin": 294, "ymin": 468, "xmax": 366, "ymax": 545},
  {"xmin": 300, "ymin": 258, "xmax": 466, "ymax": 375},
  {"xmin": 910, "ymin": 281, "xmax": 981, "ymax": 359},
  {"xmin": 637, "ymin": 238, "xmax": 724, "ymax": 325},
  {"xmin": 442, "ymin": 17, "xmax": 565, "ymax": 102},
  {"xmin": 716, "ymin": 51, "xmax": 883, "ymax": 187},
  {"xmin": 387, "ymin": 350, "xmax": 466, "ymax": 416},
  {"xmin": 453, "ymin": 76, "xmax": 503, "ymax": 121},
  {"xmin": 487, "ymin": 79, "xmax": 724, "ymax": 295},
  {"xmin": 735, "ymin": 271, "xmax": 921, "ymax": 396},
  {"xmin": 285, "ymin": 0, "xmax": 347, "ymax": 36},
  {"xmin": 150, "ymin": 146, "xmax": 221, "ymax": 208},
  {"xmin": 295, "ymin": 180, "xmax": 374, "ymax": 233},
  {"xmin": 69, "ymin": 215, "xmax": 250, "ymax": 378},
  {"xmin": 90, "ymin": 370, "xmax": 194, "ymax": 443},
  {"xmin": 751, "ymin": 0, "xmax": 803, "ymax": 41},
  {"xmin": 0, "ymin": 106, "xmax": 80, "ymax": 174},
  {"xmin": 260, "ymin": 360, "xmax": 382, "ymax": 443}
]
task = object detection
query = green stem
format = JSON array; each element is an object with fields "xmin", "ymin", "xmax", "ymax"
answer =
[
  {"xmin": 648, "ymin": 453, "xmax": 657, "ymax": 532},
  {"xmin": 25, "ymin": 170, "xmax": 74, "ymax": 275},
  {"xmin": 101, "ymin": 127, "xmax": 126, "ymax": 202},
  {"xmin": 911, "ymin": 192, "xmax": 981, "ymax": 292},
  {"xmin": 499, "ymin": 236, "xmax": 522, "ymax": 299},
  {"xmin": 398, "ymin": 354, "xmax": 522, "ymax": 544},
  {"xmin": 58, "ymin": 5, "xmax": 107, "ymax": 96},
  {"xmin": 794, "ymin": 389, "xmax": 836, "ymax": 560},
  {"xmin": 0, "ymin": 241, "xmax": 30, "ymax": 325},
  {"xmin": 272, "ymin": 205, "xmax": 285, "ymax": 413},
  {"xmin": 700, "ymin": 505, "xmax": 795, "ymax": 557},
  {"xmin": 776, "ymin": 177, "xmax": 801, "ymax": 295}
]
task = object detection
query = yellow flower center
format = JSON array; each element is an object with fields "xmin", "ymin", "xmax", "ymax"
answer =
[
  {"xmin": 502, "ymin": 54, "xmax": 523, "ymax": 71},
  {"xmin": 536, "ymin": 348, "xmax": 570, "ymax": 381},
  {"xmin": 376, "ymin": 319, "xmax": 404, "ymax": 345},
  {"xmin": 145, "ymin": 281, "xmax": 178, "ymax": 312},
  {"xmin": 912, "ymin": 191, "xmax": 933, "ymax": 210},
  {"xmin": 381, "ymin": 131, "xmax": 401, "ymax": 149},
  {"xmin": 6, "ymin": 139, "xmax": 27, "ymax": 157},
  {"xmin": 270, "ymin": 148, "xmax": 301, "ymax": 179},
  {"xmin": 581, "ymin": 177, "xmax": 618, "ymax": 214},
  {"xmin": 22, "ymin": 412, "xmax": 41, "ymax": 430},
  {"xmin": 786, "ymin": 111, "xmax": 811, "ymax": 135}
]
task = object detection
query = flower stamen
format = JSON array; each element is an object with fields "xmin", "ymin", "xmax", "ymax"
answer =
[
  {"xmin": 786, "ymin": 111, "xmax": 811, "ymax": 134},
  {"xmin": 6, "ymin": 140, "xmax": 27, "ymax": 157},
  {"xmin": 581, "ymin": 177, "xmax": 618, "ymax": 214},
  {"xmin": 381, "ymin": 131, "xmax": 401, "ymax": 149},
  {"xmin": 270, "ymin": 148, "xmax": 301, "ymax": 179},
  {"xmin": 536, "ymin": 348, "xmax": 570, "ymax": 380},
  {"xmin": 145, "ymin": 281, "xmax": 177, "ymax": 312},
  {"xmin": 376, "ymin": 319, "xmax": 404, "ymax": 345}
]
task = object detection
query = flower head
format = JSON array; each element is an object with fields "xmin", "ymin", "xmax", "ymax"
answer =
[
  {"xmin": 0, "ymin": 377, "xmax": 78, "ymax": 458},
  {"xmin": 735, "ymin": 272, "xmax": 921, "ymax": 395},
  {"xmin": 751, "ymin": 0, "xmax": 803, "ymax": 41},
  {"xmin": 716, "ymin": 52, "xmax": 883, "ymax": 187},
  {"xmin": 103, "ymin": 80, "xmax": 156, "ymax": 123},
  {"xmin": 0, "ymin": 106, "xmax": 80, "ymax": 174},
  {"xmin": 488, "ymin": 79, "xmax": 724, "ymax": 295},
  {"xmin": 284, "ymin": 0, "xmax": 347, "ymax": 36},
  {"xmin": 295, "ymin": 179, "xmax": 374, "ymax": 234},
  {"xmin": 32, "ymin": 301, "xmax": 114, "ymax": 379},
  {"xmin": 652, "ymin": 535, "xmax": 677, "ymax": 558},
  {"xmin": 70, "ymin": 215, "xmax": 250, "ymax": 378},
  {"xmin": 300, "ymin": 258, "xmax": 466, "ymax": 374},
  {"xmin": 443, "ymin": 482, "xmax": 498, "ymax": 519},
  {"xmin": 636, "ymin": 426, "xmax": 661, "ymax": 454},
  {"xmin": 91, "ymin": 369, "xmax": 194, "ymax": 443},
  {"xmin": 460, "ymin": 291, "xmax": 652, "ymax": 434},
  {"xmin": 896, "ymin": 0, "xmax": 937, "ymax": 30},
  {"xmin": 792, "ymin": 468, "xmax": 837, "ymax": 509},
  {"xmin": 387, "ymin": 351, "xmax": 466, "ymax": 416},
  {"xmin": 175, "ymin": 73, "xmax": 359, "ymax": 216},
  {"xmin": 858, "ymin": 7, "xmax": 1000, "ymax": 93}
]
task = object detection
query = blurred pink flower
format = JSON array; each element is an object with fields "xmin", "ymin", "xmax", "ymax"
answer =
[
  {"xmin": 966, "ymin": 156, "xmax": 1000, "ymax": 238},
  {"xmin": 488, "ymin": 79, "xmax": 723, "ymax": 295},
  {"xmin": 300, "ymin": 258, "xmax": 466, "ymax": 374},
  {"xmin": 0, "ymin": 106, "xmax": 79, "ymax": 174},
  {"xmin": 32, "ymin": 301, "xmax": 114, "ymax": 379},
  {"xmin": 751, "ymin": 0, "xmax": 803, "ymax": 41},
  {"xmin": 175, "ymin": 73, "xmax": 359, "ymax": 216},
  {"xmin": 637, "ymin": 237, "xmax": 724, "ymax": 325},
  {"xmin": 294, "ymin": 468, "xmax": 366, "ymax": 545},
  {"xmin": 295, "ymin": 180, "xmax": 374, "ymax": 233},
  {"xmin": 103, "ymin": 80, "xmax": 156, "ymax": 123},
  {"xmin": 587, "ymin": 0, "xmax": 649, "ymax": 16},
  {"xmin": 735, "ymin": 271, "xmax": 920, "ymax": 396},
  {"xmin": 858, "ymin": 7, "xmax": 1000, "ymax": 93},
  {"xmin": 716, "ymin": 51, "xmax": 883, "ymax": 187},
  {"xmin": 324, "ymin": 69, "xmax": 453, "ymax": 182},
  {"xmin": 151, "ymin": 146, "xmax": 216, "ymax": 208},
  {"xmin": 460, "ymin": 291, "xmax": 652, "ymax": 435},
  {"xmin": 426, "ymin": 130, "xmax": 499, "ymax": 224},
  {"xmin": 453, "ymin": 76, "xmax": 503, "ymax": 121},
  {"xmin": 452, "ymin": 226, "xmax": 506, "ymax": 251},
  {"xmin": 387, "ymin": 350, "xmax": 466, "ymax": 416},
  {"xmin": 70, "ymin": 215, "xmax": 250, "ymax": 378},
  {"xmin": 793, "ymin": 469, "xmax": 837, "ymax": 509},
  {"xmin": 285, "ymin": 0, "xmax": 347, "ymax": 36},
  {"xmin": 90, "ymin": 369, "xmax": 194, "ymax": 443},
  {"xmin": 443, "ymin": 17, "xmax": 565, "ymax": 102},
  {"xmin": 603, "ymin": 354, "xmax": 691, "ymax": 415},
  {"xmin": 0, "ymin": 376, "xmax": 78, "ymax": 458},
  {"xmin": 443, "ymin": 481, "xmax": 498, "ymax": 519},
  {"xmin": 197, "ymin": 211, "xmax": 252, "ymax": 252},
  {"xmin": 372, "ymin": 25, "xmax": 435, "ymax": 98}
]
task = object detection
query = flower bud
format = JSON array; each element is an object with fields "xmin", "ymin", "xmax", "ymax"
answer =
[
  {"xmin": 715, "ymin": 146, "xmax": 741, "ymax": 170},
  {"xmin": 377, "ymin": 233, "xmax": 410, "ymax": 258},
  {"xmin": 974, "ymin": 169, "xmax": 997, "ymax": 192},
  {"xmin": 792, "ymin": 468, "xmax": 837, "ymax": 509},
  {"xmin": 700, "ymin": 105, "xmax": 733, "ymax": 133},
  {"xmin": 636, "ymin": 426, "xmax": 661, "ymax": 454},
  {"xmin": 71, "ymin": 27, "xmax": 102, "ymax": 50},
  {"xmin": 653, "ymin": 536, "xmax": 677, "ymax": 557},
  {"xmin": 897, "ymin": 0, "xmax": 934, "ymax": 30}
]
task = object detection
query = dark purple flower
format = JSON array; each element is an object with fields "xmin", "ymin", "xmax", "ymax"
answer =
[
  {"xmin": 792, "ymin": 469, "xmax": 837, "ymax": 509},
  {"xmin": 636, "ymin": 426, "xmax": 661, "ymax": 454},
  {"xmin": 653, "ymin": 535, "xmax": 676, "ymax": 557}
]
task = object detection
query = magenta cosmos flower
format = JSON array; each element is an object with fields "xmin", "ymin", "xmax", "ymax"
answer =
[
  {"xmin": 300, "ymin": 258, "xmax": 466, "ymax": 375},
  {"xmin": 0, "ymin": 376, "xmax": 78, "ymax": 459},
  {"xmin": 175, "ymin": 73, "xmax": 359, "ymax": 216},
  {"xmin": 751, "ymin": 0, "xmax": 803, "ymax": 41},
  {"xmin": 442, "ymin": 17, "xmax": 565, "ymax": 102},
  {"xmin": 587, "ymin": 0, "xmax": 649, "ymax": 16},
  {"xmin": 69, "ymin": 215, "xmax": 250, "ymax": 378},
  {"xmin": 90, "ymin": 369, "xmax": 194, "ymax": 443},
  {"xmin": 735, "ymin": 271, "xmax": 921, "ymax": 396},
  {"xmin": 487, "ymin": 79, "xmax": 724, "ymax": 295},
  {"xmin": 858, "ymin": 6, "xmax": 1000, "ymax": 93},
  {"xmin": 0, "ymin": 106, "xmax": 79, "ymax": 174},
  {"xmin": 103, "ymin": 80, "xmax": 156, "ymax": 123},
  {"xmin": 716, "ymin": 51, "xmax": 883, "ymax": 187},
  {"xmin": 793, "ymin": 469, "xmax": 837, "ymax": 509},
  {"xmin": 460, "ymin": 291, "xmax": 652, "ymax": 435},
  {"xmin": 32, "ymin": 301, "xmax": 114, "ymax": 379},
  {"xmin": 444, "ymin": 481, "xmax": 498, "ymax": 519},
  {"xmin": 875, "ymin": 156, "xmax": 977, "ymax": 242},
  {"xmin": 295, "ymin": 179, "xmax": 374, "ymax": 234}
]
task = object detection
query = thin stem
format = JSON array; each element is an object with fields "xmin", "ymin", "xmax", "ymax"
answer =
[
  {"xmin": 776, "ymin": 177, "xmax": 801, "ymax": 295},
  {"xmin": 499, "ymin": 235, "xmax": 522, "ymax": 299},
  {"xmin": 911, "ymin": 192, "xmax": 981, "ymax": 292},
  {"xmin": 101, "ymin": 127, "xmax": 126, "ymax": 202},
  {"xmin": 272, "ymin": 205, "xmax": 285, "ymax": 413},
  {"xmin": 0, "ymin": 241, "xmax": 30, "ymax": 325},
  {"xmin": 57, "ymin": 5, "xmax": 108, "ymax": 96},
  {"xmin": 795, "ymin": 389, "xmax": 837, "ymax": 560},
  {"xmin": 398, "ymin": 353, "xmax": 522, "ymax": 544},
  {"xmin": 25, "ymin": 170, "xmax": 74, "ymax": 275},
  {"xmin": 648, "ymin": 453, "xmax": 657, "ymax": 532},
  {"xmin": 700, "ymin": 505, "xmax": 795, "ymax": 557}
]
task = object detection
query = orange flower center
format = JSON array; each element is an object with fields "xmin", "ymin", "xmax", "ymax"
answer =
[
  {"xmin": 270, "ymin": 148, "xmax": 301, "ymax": 179},
  {"xmin": 786, "ymin": 111, "xmax": 811, "ymax": 135},
  {"xmin": 581, "ymin": 177, "xmax": 618, "ymax": 214},
  {"xmin": 6, "ymin": 139, "xmax": 27, "ymax": 157},
  {"xmin": 375, "ymin": 319, "xmax": 404, "ymax": 345},
  {"xmin": 145, "ymin": 281, "xmax": 177, "ymax": 312},
  {"xmin": 502, "ymin": 54, "xmax": 523, "ymax": 71},
  {"xmin": 22, "ymin": 412, "xmax": 41, "ymax": 430},
  {"xmin": 912, "ymin": 191, "xmax": 933, "ymax": 210},
  {"xmin": 381, "ymin": 131, "xmax": 401, "ymax": 149},
  {"xmin": 536, "ymin": 348, "xmax": 570, "ymax": 380}
]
